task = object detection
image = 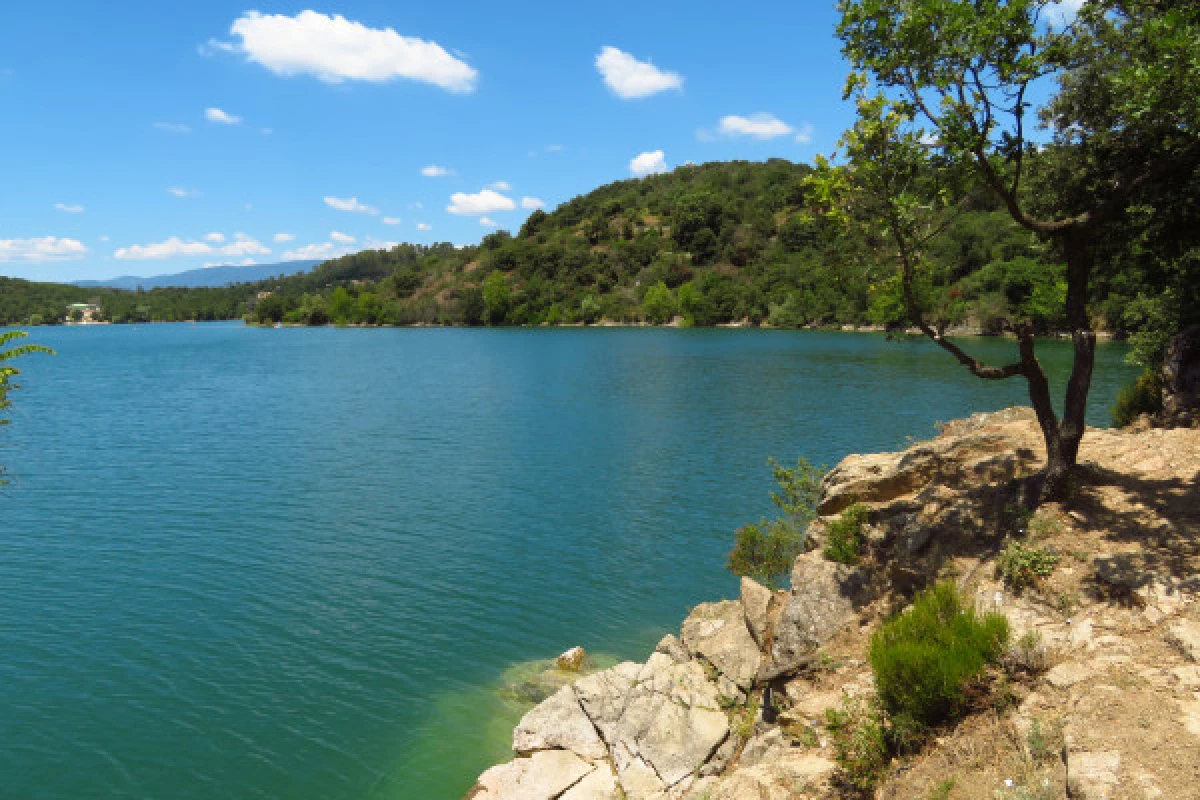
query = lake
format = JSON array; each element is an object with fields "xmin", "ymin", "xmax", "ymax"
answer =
[{"xmin": 1, "ymin": 324, "xmax": 1137, "ymax": 799}]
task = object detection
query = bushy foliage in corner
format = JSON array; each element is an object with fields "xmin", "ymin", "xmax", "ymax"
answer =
[
  {"xmin": 727, "ymin": 457, "xmax": 824, "ymax": 587},
  {"xmin": 1111, "ymin": 368, "xmax": 1163, "ymax": 427},
  {"xmin": 869, "ymin": 582, "xmax": 1009, "ymax": 732},
  {"xmin": 823, "ymin": 502, "xmax": 871, "ymax": 565}
]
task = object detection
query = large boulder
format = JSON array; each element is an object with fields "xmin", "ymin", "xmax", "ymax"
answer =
[
  {"xmin": 818, "ymin": 407, "xmax": 1040, "ymax": 516},
  {"xmin": 1162, "ymin": 325, "xmax": 1200, "ymax": 421},
  {"xmin": 766, "ymin": 552, "xmax": 869, "ymax": 678},
  {"xmin": 740, "ymin": 576, "xmax": 775, "ymax": 647},
  {"xmin": 573, "ymin": 661, "xmax": 642, "ymax": 745},
  {"xmin": 680, "ymin": 600, "xmax": 761, "ymax": 689},
  {"xmin": 512, "ymin": 684, "xmax": 608, "ymax": 761}
]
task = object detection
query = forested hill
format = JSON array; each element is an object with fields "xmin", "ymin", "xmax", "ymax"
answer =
[{"xmin": 0, "ymin": 159, "xmax": 1161, "ymax": 330}]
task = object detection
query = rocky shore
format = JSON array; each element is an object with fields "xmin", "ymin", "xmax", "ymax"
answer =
[{"xmin": 466, "ymin": 407, "xmax": 1199, "ymax": 799}]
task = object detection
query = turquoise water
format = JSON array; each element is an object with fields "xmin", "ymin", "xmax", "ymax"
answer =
[{"xmin": 2, "ymin": 324, "xmax": 1136, "ymax": 799}]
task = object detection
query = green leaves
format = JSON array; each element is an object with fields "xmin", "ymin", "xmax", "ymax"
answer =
[{"xmin": 0, "ymin": 330, "xmax": 54, "ymax": 425}]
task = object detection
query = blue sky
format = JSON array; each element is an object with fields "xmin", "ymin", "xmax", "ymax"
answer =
[{"xmin": 3, "ymin": 2, "xmax": 862, "ymax": 281}]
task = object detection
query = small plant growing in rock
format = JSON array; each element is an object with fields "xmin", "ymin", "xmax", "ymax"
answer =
[
  {"xmin": 1007, "ymin": 629, "xmax": 1047, "ymax": 674},
  {"xmin": 823, "ymin": 503, "xmax": 871, "ymax": 565},
  {"xmin": 928, "ymin": 779, "xmax": 956, "ymax": 800},
  {"xmin": 870, "ymin": 582, "xmax": 1010, "ymax": 735},
  {"xmin": 825, "ymin": 695, "xmax": 890, "ymax": 794},
  {"xmin": 727, "ymin": 457, "xmax": 824, "ymax": 587},
  {"xmin": 996, "ymin": 541, "xmax": 1060, "ymax": 590}
]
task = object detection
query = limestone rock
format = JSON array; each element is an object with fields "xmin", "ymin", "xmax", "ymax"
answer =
[
  {"xmin": 739, "ymin": 727, "xmax": 790, "ymax": 768},
  {"xmin": 609, "ymin": 653, "xmax": 731, "ymax": 792},
  {"xmin": 1168, "ymin": 619, "xmax": 1200, "ymax": 662},
  {"xmin": 559, "ymin": 764, "xmax": 621, "ymax": 800},
  {"xmin": 556, "ymin": 646, "xmax": 588, "ymax": 671},
  {"xmin": 1047, "ymin": 662, "xmax": 1093, "ymax": 689},
  {"xmin": 740, "ymin": 576, "xmax": 773, "ymax": 647},
  {"xmin": 1066, "ymin": 750, "xmax": 1121, "ymax": 799},
  {"xmin": 472, "ymin": 750, "xmax": 596, "ymax": 800},
  {"xmin": 767, "ymin": 552, "xmax": 868, "ymax": 678},
  {"xmin": 512, "ymin": 685, "xmax": 607, "ymax": 761},
  {"xmin": 654, "ymin": 634, "xmax": 690, "ymax": 664},
  {"xmin": 680, "ymin": 600, "xmax": 761, "ymax": 689},
  {"xmin": 574, "ymin": 662, "xmax": 641, "ymax": 745}
]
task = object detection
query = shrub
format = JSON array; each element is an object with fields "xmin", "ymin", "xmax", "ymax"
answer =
[
  {"xmin": 727, "ymin": 520, "xmax": 804, "ymax": 589},
  {"xmin": 824, "ymin": 503, "xmax": 871, "ymax": 565},
  {"xmin": 996, "ymin": 541, "xmax": 1059, "ymax": 590},
  {"xmin": 869, "ymin": 582, "xmax": 1009, "ymax": 731},
  {"xmin": 727, "ymin": 457, "xmax": 824, "ymax": 587},
  {"xmin": 825, "ymin": 695, "xmax": 889, "ymax": 794},
  {"xmin": 1112, "ymin": 368, "xmax": 1162, "ymax": 427}
]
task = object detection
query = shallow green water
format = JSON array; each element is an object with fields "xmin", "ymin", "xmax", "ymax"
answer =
[{"xmin": 1, "ymin": 325, "xmax": 1136, "ymax": 799}]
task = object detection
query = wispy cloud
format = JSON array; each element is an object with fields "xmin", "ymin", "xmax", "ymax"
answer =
[
  {"xmin": 154, "ymin": 121, "xmax": 192, "ymax": 134},
  {"xmin": 521, "ymin": 196, "xmax": 545, "ymax": 210},
  {"xmin": 324, "ymin": 195, "xmax": 378, "ymax": 214},
  {"xmin": 382, "ymin": 217, "xmax": 402, "ymax": 225},
  {"xmin": 273, "ymin": 233, "xmax": 295, "ymax": 243},
  {"xmin": 228, "ymin": 11, "xmax": 478, "ymax": 92},
  {"xmin": 596, "ymin": 46, "xmax": 683, "ymax": 99},
  {"xmin": 421, "ymin": 164, "xmax": 453, "ymax": 178},
  {"xmin": 330, "ymin": 231, "xmax": 356, "ymax": 244},
  {"xmin": 487, "ymin": 180, "xmax": 512, "ymax": 191},
  {"xmin": 167, "ymin": 187, "xmax": 199, "ymax": 198},
  {"xmin": 479, "ymin": 216, "xmax": 498, "ymax": 228},
  {"xmin": 204, "ymin": 232, "xmax": 226, "ymax": 243},
  {"xmin": 54, "ymin": 202, "xmax": 85, "ymax": 213},
  {"xmin": 416, "ymin": 222, "xmax": 432, "ymax": 231}
]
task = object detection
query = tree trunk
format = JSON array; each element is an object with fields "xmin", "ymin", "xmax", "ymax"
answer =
[{"xmin": 1037, "ymin": 231, "xmax": 1097, "ymax": 502}]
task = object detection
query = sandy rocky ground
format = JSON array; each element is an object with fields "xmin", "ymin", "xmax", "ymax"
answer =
[{"xmin": 465, "ymin": 407, "xmax": 1200, "ymax": 800}]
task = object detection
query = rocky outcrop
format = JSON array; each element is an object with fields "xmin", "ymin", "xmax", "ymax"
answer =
[{"xmin": 467, "ymin": 408, "xmax": 1200, "ymax": 800}]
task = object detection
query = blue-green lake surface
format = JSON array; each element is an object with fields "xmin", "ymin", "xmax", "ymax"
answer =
[{"xmin": 2, "ymin": 324, "xmax": 1137, "ymax": 799}]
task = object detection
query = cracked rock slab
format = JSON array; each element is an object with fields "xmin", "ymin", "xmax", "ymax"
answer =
[
  {"xmin": 513, "ymin": 684, "xmax": 608, "ymax": 761},
  {"xmin": 471, "ymin": 750, "xmax": 596, "ymax": 800},
  {"xmin": 609, "ymin": 653, "xmax": 731, "ymax": 792},
  {"xmin": 1066, "ymin": 750, "xmax": 1121, "ymax": 799}
]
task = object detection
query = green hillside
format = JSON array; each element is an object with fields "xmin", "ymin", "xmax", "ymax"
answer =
[{"xmin": 1, "ymin": 158, "xmax": 1177, "ymax": 332}]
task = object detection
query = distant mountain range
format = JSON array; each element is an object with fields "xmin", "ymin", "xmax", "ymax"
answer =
[{"xmin": 73, "ymin": 260, "xmax": 323, "ymax": 290}]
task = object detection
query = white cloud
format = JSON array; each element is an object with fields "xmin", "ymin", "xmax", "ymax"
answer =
[
  {"xmin": 546, "ymin": 144, "xmax": 565, "ymax": 153},
  {"xmin": 719, "ymin": 113, "xmax": 794, "ymax": 139},
  {"xmin": 416, "ymin": 222, "xmax": 432, "ymax": 231},
  {"xmin": 229, "ymin": 11, "xmax": 478, "ymax": 92},
  {"xmin": 260, "ymin": 127, "xmax": 272, "ymax": 136},
  {"xmin": 204, "ymin": 232, "xmax": 226, "ymax": 243},
  {"xmin": 154, "ymin": 121, "xmax": 191, "ymax": 134},
  {"xmin": 221, "ymin": 233, "xmax": 270, "ymax": 256},
  {"xmin": 273, "ymin": 232, "xmax": 295, "ymax": 243},
  {"xmin": 168, "ymin": 187, "xmax": 198, "ymax": 198},
  {"xmin": 204, "ymin": 257, "xmax": 258, "ymax": 268},
  {"xmin": 421, "ymin": 164, "xmax": 453, "ymax": 177},
  {"xmin": 382, "ymin": 217, "xmax": 402, "ymax": 225},
  {"xmin": 283, "ymin": 241, "xmax": 343, "ymax": 261},
  {"xmin": 54, "ymin": 202, "xmax": 85, "ymax": 213},
  {"xmin": 205, "ymin": 107, "xmax": 242, "ymax": 125},
  {"xmin": 794, "ymin": 123, "xmax": 815, "ymax": 144},
  {"xmin": 98, "ymin": 235, "xmax": 110, "ymax": 242},
  {"xmin": 0, "ymin": 236, "xmax": 88, "ymax": 263},
  {"xmin": 521, "ymin": 196, "xmax": 545, "ymax": 210},
  {"xmin": 324, "ymin": 195, "xmax": 378, "ymax": 214},
  {"xmin": 595, "ymin": 46, "xmax": 683, "ymax": 99},
  {"xmin": 488, "ymin": 180, "xmax": 512, "ymax": 191},
  {"xmin": 409, "ymin": 201, "xmax": 424, "ymax": 210},
  {"xmin": 114, "ymin": 237, "xmax": 214, "ymax": 260},
  {"xmin": 446, "ymin": 188, "xmax": 516, "ymax": 215},
  {"xmin": 630, "ymin": 149, "xmax": 668, "ymax": 177},
  {"xmin": 479, "ymin": 216, "xmax": 498, "ymax": 228},
  {"xmin": 330, "ymin": 231, "xmax": 356, "ymax": 244}
]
